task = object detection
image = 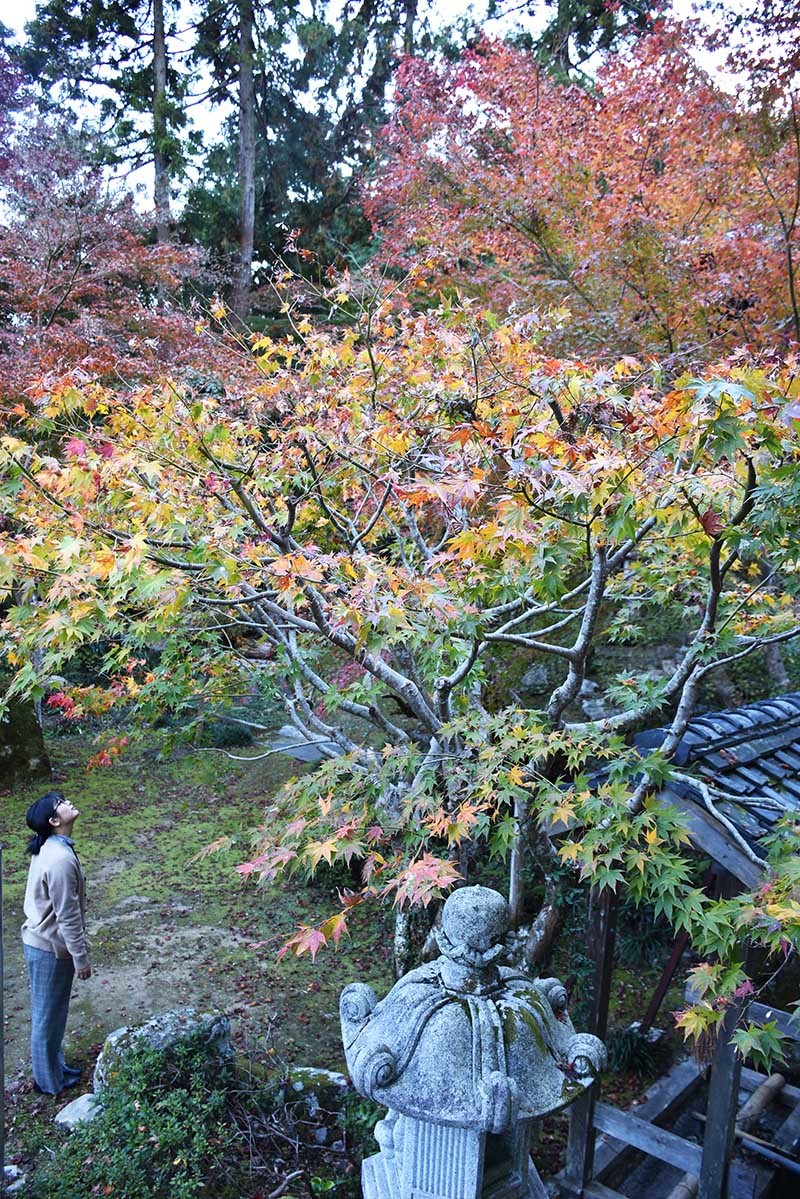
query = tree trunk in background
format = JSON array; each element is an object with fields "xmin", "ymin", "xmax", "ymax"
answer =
[
  {"xmin": 0, "ymin": 696, "xmax": 51, "ymax": 788},
  {"xmin": 403, "ymin": 0, "xmax": 417, "ymax": 55},
  {"xmin": 553, "ymin": 0, "xmax": 573, "ymax": 74},
  {"xmin": 508, "ymin": 795, "xmax": 528, "ymax": 928},
  {"xmin": 153, "ymin": 0, "xmax": 171, "ymax": 243},
  {"xmin": 231, "ymin": 0, "xmax": 256, "ymax": 321}
]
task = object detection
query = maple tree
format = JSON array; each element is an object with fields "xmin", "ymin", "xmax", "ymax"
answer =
[
  {"xmin": 366, "ymin": 24, "xmax": 800, "ymax": 365},
  {"xmin": 0, "ymin": 119, "xmax": 262, "ymax": 418},
  {"xmin": 2, "ymin": 267, "xmax": 800, "ymax": 1060}
]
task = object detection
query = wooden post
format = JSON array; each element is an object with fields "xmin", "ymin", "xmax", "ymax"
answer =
[
  {"xmin": 563, "ymin": 886, "xmax": 618, "ymax": 1195},
  {"xmin": 641, "ymin": 868, "xmax": 714, "ymax": 1035},
  {"xmin": 639, "ymin": 929, "xmax": 690, "ymax": 1034},
  {"xmin": 698, "ymin": 1001, "xmax": 743, "ymax": 1199},
  {"xmin": 508, "ymin": 796, "xmax": 528, "ymax": 929}
]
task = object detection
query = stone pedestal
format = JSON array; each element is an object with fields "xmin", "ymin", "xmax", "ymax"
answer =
[
  {"xmin": 341, "ymin": 886, "xmax": 606, "ymax": 1199},
  {"xmin": 362, "ymin": 1112, "xmax": 552, "ymax": 1199}
]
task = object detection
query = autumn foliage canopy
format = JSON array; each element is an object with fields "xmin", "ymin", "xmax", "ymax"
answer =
[
  {"xmin": 367, "ymin": 26, "xmax": 800, "ymax": 364},
  {"xmin": 3, "ymin": 14, "xmax": 800, "ymax": 1061}
]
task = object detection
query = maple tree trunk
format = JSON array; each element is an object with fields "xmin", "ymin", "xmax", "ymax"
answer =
[
  {"xmin": 393, "ymin": 905, "xmax": 436, "ymax": 978},
  {"xmin": 552, "ymin": 0, "xmax": 573, "ymax": 74},
  {"xmin": 524, "ymin": 879, "xmax": 560, "ymax": 967},
  {"xmin": 231, "ymin": 0, "xmax": 256, "ymax": 321},
  {"xmin": 153, "ymin": 0, "xmax": 171, "ymax": 244}
]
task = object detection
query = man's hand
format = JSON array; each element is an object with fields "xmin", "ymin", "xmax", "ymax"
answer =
[{"xmin": 77, "ymin": 966, "xmax": 91, "ymax": 980}]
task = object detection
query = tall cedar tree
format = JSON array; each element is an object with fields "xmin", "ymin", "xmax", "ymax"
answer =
[
  {"xmin": 185, "ymin": 0, "xmax": 429, "ymax": 315},
  {"xmin": 20, "ymin": 0, "xmax": 190, "ymax": 241}
]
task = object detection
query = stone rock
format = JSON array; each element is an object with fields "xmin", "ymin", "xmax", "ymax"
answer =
[
  {"xmin": 55, "ymin": 1092, "xmax": 102, "ymax": 1129},
  {"xmin": 5, "ymin": 1165, "xmax": 27, "ymax": 1194},
  {"xmin": 94, "ymin": 1008, "xmax": 233, "ymax": 1093},
  {"xmin": 271, "ymin": 723, "xmax": 341, "ymax": 762},
  {"xmin": 289, "ymin": 1066, "xmax": 349, "ymax": 1093},
  {"xmin": 519, "ymin": 663, "xmax": 551, "ymax": 694},
  {"xmin": 581, "ymin": 697, "xmax": 609, "ymax": 721},
  {"xmin": 112, "ymin": 894, "xmax": 153, "ymax": 910},
  {"xmin": 288, "ymin": 1066, "xmax": 350, "ymax": 1116},
  {"xmin": 578, "ymin": 677, "xmax": 598, "ymax": 697}
]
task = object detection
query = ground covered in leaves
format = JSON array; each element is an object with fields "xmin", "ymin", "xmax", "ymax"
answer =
[{"xmin": 2, "ymin": 731, "xmax": 686, "ymax": 1194}]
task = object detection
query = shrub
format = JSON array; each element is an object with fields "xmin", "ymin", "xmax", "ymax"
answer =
[{"xmin": 26, "ymin": 1036, "xmax": 234, "ymax": 1199}]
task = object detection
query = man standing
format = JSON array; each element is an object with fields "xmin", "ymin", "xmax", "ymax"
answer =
[{"xmin": 21, "ymin": 792, "xmax": 91, "ymax": 1095}]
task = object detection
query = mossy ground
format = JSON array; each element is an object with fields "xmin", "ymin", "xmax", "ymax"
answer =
[{"xmin": 2, "ymin": 732, "xmax": 393, "ymax": 1184}]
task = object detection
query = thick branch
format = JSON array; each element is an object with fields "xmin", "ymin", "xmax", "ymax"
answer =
[{"xmin": 546, "ymin": 545, "xmax": 608, "ymax": 724}]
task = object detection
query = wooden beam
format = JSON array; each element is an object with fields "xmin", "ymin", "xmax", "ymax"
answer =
[
  {"xmin": 695, "ymin": 1110, "xmax": 800, "ymax": 1175},
  {"xmin": 741, "ymin": 1067, "xmax": 800, "ymax": 1106},
  {"xmin": 594, "ymin": 1058, "xmax": 703, "ymax": 1182},
  {"xmin": 749, "ymin": 1002, "xmax": 800, "ymax": 1042},
  {"xmin": 640, "ymin": 929, "xmax": 690, "ymax": 1034},
  {"xmin": 562, "ymin": 887, "xmax": 618, "ymax": 1195},
  {"xmin": 736, "ymin": 1072, "xmax": 785, "ymax": 1131},
  {"xmin": 588, "ymin": 885, "xmax": 618, "ymax": 1042},
  {"xmin": 774, "ymin": 1099, "xmax": 800, "ymax": 1155},
  {"xmin": 665, "ymin": 1177, "xmax": 697, "ymax": 1199},
  {"xmin": 698, "ymin": 1001, "xmax": 743, "ymax": 1199},
  {"xmin": 593, "ymin": 1102, "xmax": 703, "ymax": 1174},
  {"xmin": 564, "ymin": 1088, "xmax": 598, "ymax": 1197},
  {"xmin": 583, "ymin": 1184, "xmax": 627, "ymax": 1199},
  {"xmin": 728, "ymin": 1161, "xmax": 772, "ymax": 1199},
  {"xmin": 660, "ymin": 788, "xmax": 763, "ymax": 888}
]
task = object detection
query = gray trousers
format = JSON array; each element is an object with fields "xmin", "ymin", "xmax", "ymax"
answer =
[{"xmin": 23, "ymin": 943, "xmax": 75, "ymax": 1094}]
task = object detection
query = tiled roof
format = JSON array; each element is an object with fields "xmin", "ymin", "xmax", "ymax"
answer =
[{"xmin": 632, "ymin": 692, "xmax": 800, "ymax": 884}]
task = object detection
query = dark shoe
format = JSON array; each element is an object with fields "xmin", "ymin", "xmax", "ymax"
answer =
[
  {"xmin": 62, "ymin": 1074, "xmax": 81, "ymax": 1090},
  {"xmin": 64, "ymin": 1064, "xmax": 81, "ymax": 1078}
]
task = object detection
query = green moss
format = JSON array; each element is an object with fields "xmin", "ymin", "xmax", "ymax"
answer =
[{"xmin": 1, "ymin": 732, "xmax": 380, "ymax": 1185}]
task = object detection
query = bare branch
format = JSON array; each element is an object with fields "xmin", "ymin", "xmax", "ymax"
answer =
[
  {"xmin": 547, "ymin": 545, "xmax": 609, "ymax": 723},
  {"xmin": 670, "ymin": 772, "xmax": 768, "ymax": 869}
]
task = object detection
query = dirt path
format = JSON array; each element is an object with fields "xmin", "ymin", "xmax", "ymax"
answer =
[{"xmin": 2, "ymin": 734, "xmax": 394, "ymax": 1092}]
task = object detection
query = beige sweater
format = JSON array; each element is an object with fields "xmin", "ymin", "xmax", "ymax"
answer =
[{"xmin": 21, "ymin": 835, "xmax": 90, "ymax": 971}]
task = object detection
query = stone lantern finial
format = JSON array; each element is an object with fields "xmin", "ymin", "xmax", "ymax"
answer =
[{"xmin": 340, "ymin": 885, "xmax": 606, "ymax": 1199}]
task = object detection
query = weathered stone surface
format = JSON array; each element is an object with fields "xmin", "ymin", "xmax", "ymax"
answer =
[
  {"xmin": 519, "ymin": 663, "xmax": 551, "ymax": 695},
  {"xmin": 341, "ymin": 884, "xmax": 607, "ymax": 1199},
  {"xmin": 288, "ymin": 1066, "xmax": 350, "ymax": 1116},
  {"xmin": 94, "ymin": 1008, "xmax": 233, "ymax": 1093},
  {"xmin": 6, "ymin": 1167, "xmax": 27, "ymax": 1195},
  {"xmin": 289, "ymin": 1065, "xmax": 349, "ymax": 1096},
  {"xmin": 271, "ymin": 723, "xmax": 340, "ymax": 762},
  {"xmin": 55, "ymin": 1092, "xmax": 102, "ymax": 1129},
  {"xmin": 341, "ymin": 885, "xmax": 605, "ymax": 1130}
]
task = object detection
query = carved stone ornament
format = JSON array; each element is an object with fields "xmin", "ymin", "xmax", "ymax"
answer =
[{"xmin": 340, "ymin": 885, "xmax": 606, "ymax": 1199}]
